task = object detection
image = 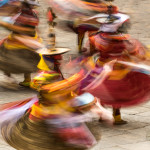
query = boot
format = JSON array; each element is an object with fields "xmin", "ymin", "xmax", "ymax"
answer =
[
  {"xmin": 113, "ymin": 108, "xmax": 127, "ymax": 125},
  {"xmin": 19, "ymin": 73, "xmax": 31, "ymax": 87}
]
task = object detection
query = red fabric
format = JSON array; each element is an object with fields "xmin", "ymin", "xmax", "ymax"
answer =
[
  {"xmin": 88, "ymin": 71, "xmax": 150, "ymax": 108},
  {"xmin": 15, "ymin": 6, "xmax": 39, "ymax": 27},
  {"xmin": 89, "ymin": 33, "xmax": 145, "ymax": 60},
  {"xmin": 15, "ymin": 15, "xmax": 39, "ymax": 26},
  {"xmin": 57, "ymin": 124, "xmax": 95, "ymax": 147},
  {"xmin": 88, "ymin": 32, "xmax": 150, "ymax": 108},
  {"xmin": 0, "ymin": 98, "xmax": 32, "ymax": 111},
  {"xmin": 90, "ymin": 33, "xmax": 128, "ymax": 52},
  {"xmin": 81, "ymin": 1, "xmax": 118, "ymax": 14},
  {"xmin": 47, "ymin": 10, "xmax": 54, "ymax": 22},
  {"xmin": 52, "ymin": 55, "xmax": 62, "ymax": 60}
]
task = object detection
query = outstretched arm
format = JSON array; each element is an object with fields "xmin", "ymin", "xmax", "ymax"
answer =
[{"xmin": 0, "ymin": 20, "xmax": 35, "ymax": 35}]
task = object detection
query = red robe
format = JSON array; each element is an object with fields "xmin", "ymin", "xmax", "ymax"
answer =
[{"xmin": 88, "ymin": 32, "xmax": 150, "ymax": 108}]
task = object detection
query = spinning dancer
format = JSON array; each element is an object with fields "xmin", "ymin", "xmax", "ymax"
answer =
[
  {"xmin": 0, "ymin": 0, "xmax": 41, "ymax": 87},
  {"xmin": 48, "ymin": 0, "xmax": 118, "ymax": 53},
  {"xmin": 79, "ymin": 12, "xmax": 150, "ymax": 125},
  {"xmin": 0, "ymin": 0, "xmax": 69, "ymax": 89},
  {"xmin": 0, "ymin": 68, "xmax": 113, "ymax": 150},
  {"xmin": 75, "ymin": 0, "xmax": 118, "ymax": 53}
]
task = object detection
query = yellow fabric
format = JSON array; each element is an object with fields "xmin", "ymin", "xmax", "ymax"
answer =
[
  {"xmin": 41, "ymin": 71, "xmax": 83, "ymax": 92},
  {"xmin": 37, "ymin": 54, "xmax": 50, "ymax": 71},
  {"xmin": 4, "ymin": 33, "xmax": 42, "ymax": 50},
  {"xmin": 145, "ymin": 50, "xmax": 150, "ymax": 59},
  {"xmin": 30, "ymin": 104, "xmax": 65, "ymax": 118},
  {"xmin": 147, "ymin": 45, "xmax": 150, "ymax": 49},
  {"xmin": 96, "ymin": 59, "xmax": 130, "ymax": 80},
  {"xmin": 30, "ymin": 100, "xmax": 75, "ymax": 118},
  {"xmin": 113, "ymin": 115, "xmax": 122, "ymax": 122},
  {"xmin": 108, "ymin": 69, "xmax": 130, "ymax": 80},
  {"xmin": 96, "ymin": 59, "xmax": 105, "ymax": 66},
  {"xmin": 81, "ymin": 56, "xmax": 96, "ymax": 70},
  {"xmin": 4, "ymin": 40, "xmax": 33, "ymax": 50}
]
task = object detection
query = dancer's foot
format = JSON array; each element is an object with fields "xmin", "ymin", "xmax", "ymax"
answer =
[
  {"xmin": 113, "ymin": 108, "xmax": 127, "ymax": 125},
  {"xmin": 19, "ymin": 73, "xmax": 31, "ymax": 87},
  {"xmin": 19, "ymin": 81, "xmax": 30, "ymax": 87},
  {"xmin": 113, "ymin": 119, "xmax": 128, "ymax": 125}
]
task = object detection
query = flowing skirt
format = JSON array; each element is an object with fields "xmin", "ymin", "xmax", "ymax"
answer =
[
  {"xmin": 0, "ymin": 39, "xmax": 40, "ymax": 74},
  {"xmin": 0, "ymin": 97, "xmax": 101, "ymax": 150},
  {"xmin": 81, "ymin": 68, "xmax": 150, "ymax": 108}
]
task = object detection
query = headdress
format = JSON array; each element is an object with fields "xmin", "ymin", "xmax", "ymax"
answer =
[
  {"xmin": 37, "ymin": 47, "xmax": 70, "ymax": 55},
  {"xmin": 89, "ymin": 13, "xmax": 130, "ymax": 32}
]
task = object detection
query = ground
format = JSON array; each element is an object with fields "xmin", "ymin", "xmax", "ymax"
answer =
[{"xmin": 0, "ymin": 0, "xmax": 150, "ymax": 149}]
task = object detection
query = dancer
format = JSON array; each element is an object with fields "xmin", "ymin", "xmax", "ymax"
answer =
[
  {"xmin": 0, "ymin": 0, "xmax": 41, "ymax": 87},
  {"xmin": 48, "ymin": 0, "xmax": 118, "ymax": 53},
  {"xmin": 79, "ymin": 12, "xmax": 150, "ymax": 125},
  {"xmin": 0, "ymin": 67, "xmax": 114, "ymax": 149},
  {"xmin": 0, "ymin": 1, "xmax": 69, "ymax": 89},
  {"xmin": 75, "ymin": 0, "xmax": 118, "ymax": 53}
]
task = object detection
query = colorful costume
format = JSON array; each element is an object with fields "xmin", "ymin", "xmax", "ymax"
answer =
[
  {"xmin": 0, "ymin": 70, "xmax": 114, "ymax": 149},
  {"xmin": 79, "ymin": 13, "xmax": 150, "ymax": 124},
  {"xmin": 49, "ymin": 0, "xmax": 118, "ymax": 53},
  {"xmin": 0, "ymin": 1, "xmax": 68, "ymax": 87},
  {"xmin": 75, "ymin": 0, "xmax": 118, "ymax": 53},
  {"xmin": 0, "ymin": 0, "xmax": 41, "ymax": 86}
]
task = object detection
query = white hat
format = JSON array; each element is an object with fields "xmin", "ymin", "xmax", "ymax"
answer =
[
  {"xmin": 37, "ymin": 47, "xmax": 70, "ymax": 55},
  {"xmin": 87, "ymin": 13, "xmax": 130, "ymax": 32}
]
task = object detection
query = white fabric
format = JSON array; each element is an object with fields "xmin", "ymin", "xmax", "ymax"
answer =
[
  {"xmin": 0, "ymin": 96, "xmax": 37, "ymax": 126},
  {"xmin": 100, "ymin": 13, "xmax": 130, "ymax": 32},
  {"xmin": 86, "ymin": 13, "xmax": 130, "ymax": 32},
  {"xmin": 0, "ymin": 13, "xmax": 21, "ymax": 24}
]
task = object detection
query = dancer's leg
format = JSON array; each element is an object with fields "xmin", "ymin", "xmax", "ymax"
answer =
[
  {"xmin": 113, "ymin": 108, "xmax": 127, "ymax": 125},
  {"xmin": 19, "ymin": 73, "xmax": 31, "ymax": 87},
  {"xmin": 78, "ymin": 31, "xmax": 85, "ymax": 53}
]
